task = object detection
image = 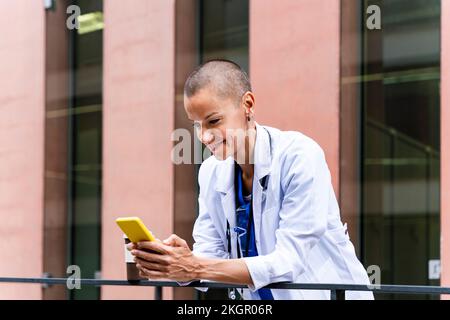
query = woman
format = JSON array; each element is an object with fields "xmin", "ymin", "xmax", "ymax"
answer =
[{"xmin": 129, "ymin": 59, "xmax": 374, "ymax": 300}]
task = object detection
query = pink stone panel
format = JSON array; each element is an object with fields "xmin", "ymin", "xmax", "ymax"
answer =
[
  {"xmin": 0, "ymin": 0, "xmax": 45, "ymax": 299},
  {"xmin": 102, "ymin": 0, "xmax": 175, "ymax": 300},
  {"xmin": 250, "ymin": 0, "xmax": 341, "ymax": 195}
]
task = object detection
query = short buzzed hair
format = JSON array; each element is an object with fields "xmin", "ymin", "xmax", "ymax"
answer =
[{"xmin": 184, "ymin": 59, "xmax": 252, "ymax": 105}]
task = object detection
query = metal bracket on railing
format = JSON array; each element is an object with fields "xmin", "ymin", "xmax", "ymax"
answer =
[
  {"xmin": 154, "ymin": 286, "xmax": 163, "ymax": 300},
  {"xmin": 44, "ymin": 0, "xmax": 56, "ymax": 11},
  {"xmin": 41, "ymin": 273, "xmax": 52, "ymax": 289},
  {"xmin": 94, "ymin": 271, "xmax": 102, "ymax": 288}
]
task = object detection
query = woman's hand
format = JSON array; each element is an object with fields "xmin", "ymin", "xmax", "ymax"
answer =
[{"xmin": 128, "ymin": 234, "xmax": 200, "ymax": 282}]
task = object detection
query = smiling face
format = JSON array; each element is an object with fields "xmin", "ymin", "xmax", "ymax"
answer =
[{"xmin": 184, "ymin": 86, "xmax": 254, "ymax": 161}]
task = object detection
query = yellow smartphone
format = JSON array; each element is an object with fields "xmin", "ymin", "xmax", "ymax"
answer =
[{"xmin": 116, "ymin": 217, "xmax": 156, "ymax": 243}]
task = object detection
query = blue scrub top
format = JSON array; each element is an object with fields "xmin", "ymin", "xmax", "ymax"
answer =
[{"xmin": 235, "ymin": 164, "xmax": 274, "ymax": 300}]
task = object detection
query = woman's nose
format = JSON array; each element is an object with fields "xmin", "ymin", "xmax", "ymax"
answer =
[{"xmin": 201, "ymin": 129, "xmax": 214, "ymax": 145}]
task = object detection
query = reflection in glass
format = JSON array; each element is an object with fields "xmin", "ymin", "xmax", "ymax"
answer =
[
  {"xmin": 69, "ymin": 0, "xmax": 103, "ymax": 300},
  {"xmin": 358, "ymin": 0, "xmax": 440, "ymax": 299},
  {"xmin": 200, "ymin": 0, "xmax": 249, "ymax": 71}
]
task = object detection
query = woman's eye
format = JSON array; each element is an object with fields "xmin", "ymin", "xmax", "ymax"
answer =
[{"xmin": 209, "ymin": 119, "xmax": 220, "ymax": 125}]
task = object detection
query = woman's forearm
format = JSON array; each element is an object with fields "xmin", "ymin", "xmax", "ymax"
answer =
[{"xmin": 194, "ymin": 257, "xmax": 254, "ymax": 286}]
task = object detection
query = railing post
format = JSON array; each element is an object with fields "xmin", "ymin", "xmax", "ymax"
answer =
[
  {"xmin": 336, "ymin": 290, "xmax": 345, "ymax": 300},
  {"xmin": 154, "ymin": 286, "xmax": 163, "ymax": 300},
  {"xmin": 331, "ymin": 289, "xmax": 346, "ymax": 300}
]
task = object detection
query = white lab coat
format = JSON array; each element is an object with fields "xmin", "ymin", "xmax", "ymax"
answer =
[{"xmin": 192, "ymin": 123, "xmax": 374, "ymax": 300}]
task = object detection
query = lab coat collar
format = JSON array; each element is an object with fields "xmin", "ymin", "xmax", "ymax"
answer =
[
  {"xmin": 214, "ymin": 123, "xmax": 272, "ymax": 235},
  {"xmin": 214, "ymin": 157, "xmax": 235, "ymax": 194},
  {"xmin": 253, "ymin": 122, "xmax": 272, "ymax": 187},
  {"xmin": 214, "ymin": 156, "xmax": 236, "ymax": 231},
  {"xmin": 214, "ymin": 122, "xmax": 272, "ymax": 194}
]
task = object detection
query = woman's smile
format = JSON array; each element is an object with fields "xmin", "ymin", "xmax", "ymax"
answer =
[{"xmin": 207, "ymin": 140, "xmax": 225, "ymax": 153}]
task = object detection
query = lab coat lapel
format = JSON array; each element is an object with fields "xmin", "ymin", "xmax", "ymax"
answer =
[
  {"xmin": 252, "ymin": 124, "xmax": 272, "ymax": 249},
  {"xmin": 214, "ymin": 157, "xmax": 236, "ymax": 228},
  {"xmin": 212, "ymin": 124, "xmax": 272, "ymax": 252}
]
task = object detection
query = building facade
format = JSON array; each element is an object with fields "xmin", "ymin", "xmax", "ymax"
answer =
[{"xmin": 0, "ymin": 0, "xmax": 448, "ymax": 299}]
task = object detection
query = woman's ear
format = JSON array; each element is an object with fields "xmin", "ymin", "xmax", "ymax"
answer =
[{"xmin": 242, "ymin": 91, "xmax": 255, "ymax": 112}]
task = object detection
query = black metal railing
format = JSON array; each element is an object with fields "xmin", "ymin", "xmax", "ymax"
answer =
[{"xmin": 1, "ymin": 277, "xmax": 450, "ymax": 300}]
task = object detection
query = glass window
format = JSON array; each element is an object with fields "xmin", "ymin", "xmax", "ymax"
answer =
[
  {"xmin": 341, "ymin": 0, "xmax": 440, "ymax": 299},
  {"xmin": 200, "ymin": 0, "xmax": 249, "ymax": 70},
  {"xmin": 69, "ymin": 0, "xmax": 103, "ymax": 300},
  {"xmin": 44, "ymin": 0, "xmax": 103, "ymax": 300}
]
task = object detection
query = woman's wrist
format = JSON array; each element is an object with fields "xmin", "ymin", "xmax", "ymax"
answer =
[
  {"xmin": 191, "ymin": 256, "xmax": 208, "ymax": 280},
  {"xmin": 189, "ymin": 256, "xmax": 253, "ymax": 286}
]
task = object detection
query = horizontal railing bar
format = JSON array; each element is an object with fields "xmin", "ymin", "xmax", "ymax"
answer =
[{"xmin": 1, "ymin": 277, "xmax": 449, "ymax": 295}]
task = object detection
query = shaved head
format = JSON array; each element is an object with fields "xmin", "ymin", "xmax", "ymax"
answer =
[{"xmin": 184, "ymin": 59, "xmax": 252, "ymax": 105}]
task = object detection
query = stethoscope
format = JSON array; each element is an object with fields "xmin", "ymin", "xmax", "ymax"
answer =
[
  {"xmin": 226, "ymin": 211, "xmax": 249, "ymax": 300},
  {"xmin": 225, "ymin": 127, "xmax": 272, "ymax": 300}
]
